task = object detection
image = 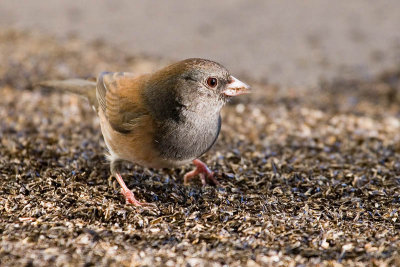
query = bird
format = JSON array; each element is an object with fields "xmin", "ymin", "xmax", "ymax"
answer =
[{"xmin": 38, "ymin": 58, "xmax": 250, "ymax": 206}]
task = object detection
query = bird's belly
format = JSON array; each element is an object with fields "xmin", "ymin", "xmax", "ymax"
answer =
[{"xmin": 99, "ymin": 109, "xmax": 192, "ymax": 169}]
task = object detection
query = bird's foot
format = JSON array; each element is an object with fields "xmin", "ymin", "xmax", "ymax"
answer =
[
  {"xmin": 184, "ymin": 159, "xmax": 220, "ymax": 186},
  {"xmin": 115, "ymin": 172, "xmax": 155, "ymax": 207},
  {"xmin": 120, "ymin": 188, "xmax": 147, "ymax": 206}
]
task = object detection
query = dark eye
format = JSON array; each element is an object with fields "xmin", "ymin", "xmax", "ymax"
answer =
[{"xmin": 206, "ymin": 77, "xmax": 218, "ymax": 88}]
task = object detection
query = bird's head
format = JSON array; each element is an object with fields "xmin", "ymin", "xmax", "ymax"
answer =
[{"xmin": 145, "ymin": 58, "xmax": 250, "ymax": 119}]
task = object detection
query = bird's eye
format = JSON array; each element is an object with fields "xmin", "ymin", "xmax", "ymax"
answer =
[{"xmin": 206, "ymin": 77, "xmax": 218, "ymax": 88}]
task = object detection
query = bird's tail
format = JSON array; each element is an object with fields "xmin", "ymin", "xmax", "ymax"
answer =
[{"xmin": 36, "ymin": 79, "xmax": 98, "ymax": 110}]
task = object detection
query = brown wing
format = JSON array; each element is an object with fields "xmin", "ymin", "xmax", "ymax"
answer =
[{"xmin": 96, "ymin": 72, "xmax": 150, "ymax": 134}]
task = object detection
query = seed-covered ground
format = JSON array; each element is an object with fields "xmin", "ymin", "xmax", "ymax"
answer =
[{"xmin": 0, "ymin": 30, "xmax": 399, "ymax": 266}]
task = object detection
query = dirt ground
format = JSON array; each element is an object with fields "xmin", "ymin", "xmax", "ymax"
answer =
[{"xmin": 1, "ymin": 30, "xmax": 400, "ymax": 266}]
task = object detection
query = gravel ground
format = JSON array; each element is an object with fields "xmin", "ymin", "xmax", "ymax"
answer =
[{"xmin": 1, "ymin": 30, "xmax": 400, "ymax": 266}]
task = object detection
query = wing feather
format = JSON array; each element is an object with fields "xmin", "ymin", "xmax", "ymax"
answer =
[{"xmin": 96, "ymin": 72, "xmax": 149, "ymax": 134}]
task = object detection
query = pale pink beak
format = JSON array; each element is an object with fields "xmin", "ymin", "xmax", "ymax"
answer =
[{"xmin": 223, "ymin": 76, "xmax": 250, "ymax": 96}]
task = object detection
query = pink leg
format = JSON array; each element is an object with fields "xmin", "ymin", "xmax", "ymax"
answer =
[
  {"xmin": 115, "ymin": 172, "xmax": 153, "ymax": 206},
  {"xmin": 184, "ymin": 159, "xmax": 220, "ymax": 186}
]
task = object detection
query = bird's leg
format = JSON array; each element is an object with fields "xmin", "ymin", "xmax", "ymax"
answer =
[
  {"xmin": 110, "ymin": 159, "xmax": 151, "ymax": 206},
  {"xmin": 184, "ymin": 159, "xmax": 220, "ymax": 186}
]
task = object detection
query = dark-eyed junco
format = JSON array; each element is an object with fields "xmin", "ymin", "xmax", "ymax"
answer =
[{"xmin": 39, "ymin": 58, "xmax": 250, "ymax": 205}]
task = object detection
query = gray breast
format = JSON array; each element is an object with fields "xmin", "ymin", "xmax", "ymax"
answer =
[{"xmin": 154, "ymin": 114, "xmax": 221, "ymax": 161}]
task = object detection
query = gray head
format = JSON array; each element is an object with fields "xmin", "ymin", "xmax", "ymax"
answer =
[{"xmin": 145, "ymin": 58, "xmax": 250, "ymax": 120}]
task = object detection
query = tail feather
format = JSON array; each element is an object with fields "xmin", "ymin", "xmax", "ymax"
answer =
[{"xmin": 36, "ymin": 79, "xmax": 98, "ymax": 110}]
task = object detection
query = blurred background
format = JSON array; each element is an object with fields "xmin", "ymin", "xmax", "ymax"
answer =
[{"xmin": 1, "ymin": 0, "xmax": 400, "ymax": 88}]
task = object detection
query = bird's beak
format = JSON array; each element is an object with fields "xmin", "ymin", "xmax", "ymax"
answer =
[{"xmin": 223, "ymin": 76, "xmax": 250, "ymax": 96}]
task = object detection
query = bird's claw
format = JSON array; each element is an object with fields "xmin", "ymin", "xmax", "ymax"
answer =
[
  {"xmin": 115, "ymin": 172, "xmax": 156, "ymax": 207},
  {"xmin": 121, "ymin": 188, "xmax": 157, "ymax": 207},
  {"xmin": 184, "ymin": 159, "xmax": 220, "ymax": 186}
]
